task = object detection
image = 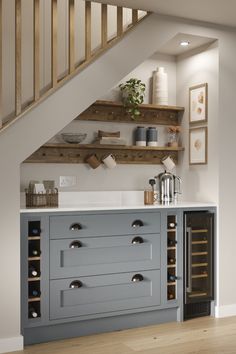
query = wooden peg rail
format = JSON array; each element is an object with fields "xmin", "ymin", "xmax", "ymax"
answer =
[
  {"xmin": 24, "ymin": 144, "xmax": 184, "ymax": 165},
  {"xmin": 76, "ymin": 100, "xmax": 184, "ymax": 125}
]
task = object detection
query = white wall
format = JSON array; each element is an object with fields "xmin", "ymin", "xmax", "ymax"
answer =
[
  {"xmin": 176, "ymin": 41, "xmax": 219, "ymax": 203},
  {"xmin": 20, "ymin": 52, "xmax": 176, "ymax": 193}
]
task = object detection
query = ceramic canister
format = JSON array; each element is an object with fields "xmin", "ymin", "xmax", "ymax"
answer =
[
  {"xmin": 147, "ymin": 127, "xmax": 158, "ymax": 147},
  {"xmin": 135, "ymin": 126, "xmax": 146, "ymax": 146}
]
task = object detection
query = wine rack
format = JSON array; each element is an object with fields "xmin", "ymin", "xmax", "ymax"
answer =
[
  {"xmin": 27, "ymin": 221, "xmax": 41, "ymax": 319},
  {"xmin": 167, "ymin": 215, "xmax": 177, "ymax": 301}
]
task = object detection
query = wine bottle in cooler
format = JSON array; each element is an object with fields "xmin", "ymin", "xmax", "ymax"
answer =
[
  {"xmin": 28, "ymin": 306, "xmax": 40, "ymax": 319},
  {"xmin": 28, "ymin": 265, "xmax": 40, "ymax": 278}
]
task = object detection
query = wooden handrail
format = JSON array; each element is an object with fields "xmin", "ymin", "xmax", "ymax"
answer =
[{"xmin": 0, "ymin": 1, "xmax": 149, "ymax": 133}]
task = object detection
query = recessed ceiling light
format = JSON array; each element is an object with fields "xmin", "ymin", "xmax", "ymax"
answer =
[{"xmin": 180, "ymin": 40, "xmax": 190, "ymax": 47}]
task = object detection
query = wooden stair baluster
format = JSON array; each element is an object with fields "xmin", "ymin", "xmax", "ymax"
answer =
[
  {"xmin": 132, "ymin": 9, "xmax": 138, "ymax": 25},
  {"xmin": 34, "ymin": 0, "xmax": 40, "ymax": 101},
  {"xmin": 85, "ymin": 1, "xmax": 91, "ymax": 60},
  {"xmin": 69, "ymin": 0, "xmax": 75, "ymax": 74},
  {"xmin": 117, "ymin": 7, "xmax": 123, "ymax": 37},
  {"xmin": 15, "ymin": 0, "xmax": 22, "ymax": 115},
  {"xmin": 51, "ymin": 0, "xmax": 58, "ymax": 87},
  {"xmin": 101, "ymin": 4, "xmax": 107, "ymax": 48}
]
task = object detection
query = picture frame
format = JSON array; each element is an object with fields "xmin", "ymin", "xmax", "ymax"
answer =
[
  {"xmin": 189, "ymin": 83, "xmax": 208, "ymax": 124},
  {"xmin": 189, "ymin": 127, "xmax": 208, "ymax": 165}
]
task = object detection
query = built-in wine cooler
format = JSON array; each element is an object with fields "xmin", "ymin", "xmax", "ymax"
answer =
[
  {"xmin": 27, "ymin": 221, "xmax": 41, "ymax": 319},
  {"xmin": 184, "ymin": 211, "xmax": 214, "ymax": 320}
]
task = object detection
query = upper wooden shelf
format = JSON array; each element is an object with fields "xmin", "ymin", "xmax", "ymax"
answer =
[{"xmin": 76, "ymin": 100, "xmax": 184, "ymax": 126}]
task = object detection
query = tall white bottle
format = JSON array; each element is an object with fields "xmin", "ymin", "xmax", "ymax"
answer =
[{"xmin": 152, "ymin": 67, "xmax": 168, "ymax": 105}]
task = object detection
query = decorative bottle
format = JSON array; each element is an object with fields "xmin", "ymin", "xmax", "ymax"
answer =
[{"xmin": 152, "ymin": 67, "xmax": 168, "ymax": 105}]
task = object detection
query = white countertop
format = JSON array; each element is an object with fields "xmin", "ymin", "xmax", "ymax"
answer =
[{"xmin": 20, "ymin": 191, "xmax": 217, "ymax": 213}]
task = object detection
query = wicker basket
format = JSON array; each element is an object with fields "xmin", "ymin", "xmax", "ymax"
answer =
[{"xmin": 25, "ymin": 189, "xmax": 58, "ymax": 208}]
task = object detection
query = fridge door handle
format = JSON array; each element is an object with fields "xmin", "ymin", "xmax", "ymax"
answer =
[{"xmin": 186, "ymin": 226, "xmax": 192, "ymax": 293}]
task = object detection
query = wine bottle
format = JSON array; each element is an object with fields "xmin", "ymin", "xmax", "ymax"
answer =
[
  {"xmin": 29, "ymin": 245, "xmax": 41, "ymax": 257},
  {"xmin": 29, "ymin": 288, "xmax": 41, "ymax": 298},
  {"xmin": 28, "ymin": 306, "xmax": 40, "ymax": 319},
  {"xmin": 168, "ymin": 292, "xmax": 175, "ymax": 300},
  {"xmin": 168, "ymin": 239, "xmax": 177, "ymax": 247},
  {"xmin": 168, "ymin": 274, "xmax": 177, "ymax": 282},
  {"xmin": 28, "ymin": 266, "xmax": 40, "ymax": 278},
  {"xmin": 168, "ymin": 256, "xmax": 176, "ymax": 265}
]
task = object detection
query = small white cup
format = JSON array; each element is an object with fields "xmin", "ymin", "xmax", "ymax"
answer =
[
  {"xmin": 102, "ymin": 154, "xmax": 117, "ymax": 169},
  {"xmin": 162, "ymin": 156, "xmax": 175, "ymax": 171}
]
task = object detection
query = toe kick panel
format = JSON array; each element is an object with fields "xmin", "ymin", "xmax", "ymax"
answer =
[{"xmin": 50, "ymin": 270, "xmax": 161, "ymax": 320}]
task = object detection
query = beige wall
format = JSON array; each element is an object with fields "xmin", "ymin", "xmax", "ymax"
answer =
[{"xmin": 176, "ymin": 41, "xmax": 219, "ymax": 203}]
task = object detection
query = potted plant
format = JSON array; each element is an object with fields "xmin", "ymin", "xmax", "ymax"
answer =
[{"xmin": 119, "ymin": 78, "xmax": 146, "ymax": 119}]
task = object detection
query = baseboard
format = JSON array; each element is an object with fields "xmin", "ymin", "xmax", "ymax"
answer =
[
  {"xmin": 215, "ymin": 304, "xmax": 236, "ymax": 318},
  {"xmin": 0, "ymin": 335, "xmax": 23, "ymax": 354}
]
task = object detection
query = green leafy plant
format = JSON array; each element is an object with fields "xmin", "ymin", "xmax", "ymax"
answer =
[{"xmin": 119, "ymin": 78, "xmax": 146, "ymax": 119}]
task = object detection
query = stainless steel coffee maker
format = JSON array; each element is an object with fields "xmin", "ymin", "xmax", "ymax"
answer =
[{"xmin": 155, "ymin": 171, "xmax": 181, "ymax": 204}]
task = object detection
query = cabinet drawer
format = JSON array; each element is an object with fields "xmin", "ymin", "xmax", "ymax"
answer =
[
  {"xmin": 49, "ymin": 212, "xmax": 160, "ymax": 239},
  {"xmin": 50, "ymin": 234, "xmax": 160, "ymax": 279},
  {"xmin": 49, "ymin": 270, "xmax": 160, "ymax": 320}
]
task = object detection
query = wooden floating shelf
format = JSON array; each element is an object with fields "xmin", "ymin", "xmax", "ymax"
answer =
[
  {"xmin": 25, "ymin": 144, "xmax": 184, "ymax": 165},
  {"xmin": 76, "ymin": 100, "xmax": 184, "ymax": 126}
]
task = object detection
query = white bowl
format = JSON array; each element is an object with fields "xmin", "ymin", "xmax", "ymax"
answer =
[{"xmin": 61, "ymin": 133, "xmax": 87, "ymax": 144}]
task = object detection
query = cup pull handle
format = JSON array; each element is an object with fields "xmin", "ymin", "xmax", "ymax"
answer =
[
  {"xmin": 69, "ymin": 280, "xmax": 83, "ymax": 289},
  {"xmin": 132, "ymin": 236, "xmax": 144, "ymax": 244},
  {"xmin": 69, "ymin": 240, "xmax": 82, "ymax": 248},
  {"xmin": 70, "ymin": 223, "xmax": 82, "ymax": 231},
  {"xmin": 132, "ymin": 274, "xmax": 144, "ymax": 282},
  {"xmin": 132, "ymin": 220, "xmax": 144, "ymax": 228}
]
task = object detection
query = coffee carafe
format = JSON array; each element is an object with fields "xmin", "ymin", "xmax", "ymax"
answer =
[{"xmin": 156, "ymin": 171, "xmax": 181, "ymax": 204}]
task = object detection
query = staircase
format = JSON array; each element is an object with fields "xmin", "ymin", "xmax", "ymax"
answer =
[{"xmin": 0, "ymin": 0, "xmax": 148, "ymax": 133}]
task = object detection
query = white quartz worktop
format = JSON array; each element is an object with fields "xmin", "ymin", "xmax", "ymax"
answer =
[{"xmin": 20, "ymin": 191, "xmax": 217, "ymax": 213}]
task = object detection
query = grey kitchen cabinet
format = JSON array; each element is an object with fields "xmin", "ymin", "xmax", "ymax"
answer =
[{"xmin": 21, "ymin": 206, "xmax": 215, "ymax": 345}]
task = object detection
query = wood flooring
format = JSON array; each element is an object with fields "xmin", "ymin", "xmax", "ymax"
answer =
[{"xmin": 8, "ymin": 316, "xmax": 236, "ymax": 354}]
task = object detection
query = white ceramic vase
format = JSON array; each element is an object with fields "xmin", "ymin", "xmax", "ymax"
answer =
[{"xmin": 152, "ymin": 67, "xmax": 168, "ymax": 105}]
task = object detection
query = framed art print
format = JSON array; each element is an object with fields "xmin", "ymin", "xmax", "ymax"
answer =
[
  {"xmin": 189, "ymin": 127, "xmax": 208, "ymax": 165},
  {"xmin": 189, "ymin": 83, "xmax": 208, "ymax": 124}
]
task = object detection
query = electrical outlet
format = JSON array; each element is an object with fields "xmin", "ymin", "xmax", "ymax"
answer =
[{"xmin": 60, "ymin": 176, "xmax": 76, "ymax": 187}]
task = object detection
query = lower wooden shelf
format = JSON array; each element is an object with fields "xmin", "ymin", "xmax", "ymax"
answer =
[{"xmin": 24, "ymin": 144, "xmax": 184, "ymax": 165}]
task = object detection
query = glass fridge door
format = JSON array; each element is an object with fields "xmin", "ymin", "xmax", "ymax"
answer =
[{"xmin": 184, "ymin": 212, "xmax": 214, "ymax": 304}]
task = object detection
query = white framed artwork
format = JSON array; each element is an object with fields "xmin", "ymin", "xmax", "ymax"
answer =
[
  {"xmin": 189, "ymin": 83, "xmax": 208, "ymax": 124},
  {"xmin": 189, "ymin": 127, "xmax": 207, "ymax": 165}
]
